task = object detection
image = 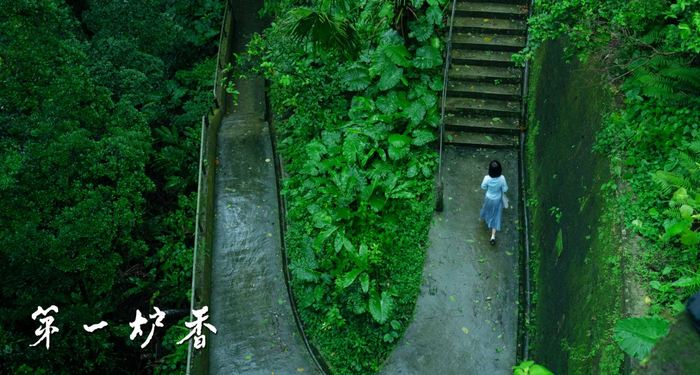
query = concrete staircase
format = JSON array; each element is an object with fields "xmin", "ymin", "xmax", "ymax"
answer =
[{"xmin": 445, "ymin": 0, "xmax": 528, "ymax": 148}]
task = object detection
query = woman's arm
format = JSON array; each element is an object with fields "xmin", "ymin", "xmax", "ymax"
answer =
[
  {"xmin": 481, "ymin": 175, "xmax": 489, "ymax": 190},
  {"xmin": 502, "ymin": 176, "xmax": 509, "ymax": 193}
]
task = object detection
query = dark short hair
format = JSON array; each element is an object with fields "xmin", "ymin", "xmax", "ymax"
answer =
[{"xmin": 488, "ymin": 160, "xmax": 502, "ymax": 178}]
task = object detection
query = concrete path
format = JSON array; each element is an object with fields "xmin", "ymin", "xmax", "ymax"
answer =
[
  {"xmin": 207, "ymin": 76, "xmax": 321, "ymax": 375},
  {"xmin": 380, "ymin": 145, "xmax": 519, "ymax": 375},
  {"xmin": 206, "ymin": 0, "xmax": 321, "ymax": 373}
]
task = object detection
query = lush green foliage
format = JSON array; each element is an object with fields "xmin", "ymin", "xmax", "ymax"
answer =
[
  {"xmin": 0, "ymin": 0, "xmax": 222, "ymax": 373},
  {"xmin": 523, "ymin": 0, "xmax": 699, "ymax": 365},
  {"xmin": 240, "ymin": 0, "xmax": 446, "ymax": 373},
  {"xmin": 613, "ymin": 317, "xmax": 670, "ymax": 360},
  {"xmin": 513, "ymin": 360, "xmax": 554, "ymax": 375}
]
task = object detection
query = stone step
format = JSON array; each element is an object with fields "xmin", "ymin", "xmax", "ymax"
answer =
[
  {"xmin": 447, "ymin": 81, "xmax": 521, "ymax": 99},
  {"xmin": 445, "ymin": 97, "xmax": 520, "ymax": 117},
  {"xmin": 445, "ymin": 130, "xmax": 519, "ymax": 148},
  {"xmin": 445, "ymin": 114, "xmax": 520, "ymax": 134},
  {"xmin": 450, "ymin": 49, "xmax": 516, "ymax": 67},
  {"xmin": 452, "ymin": 17, "xmax": 526, "ymax": 35},
  {"xmin": 449, "ymin": 64, "xmax": 522, "ymax": 83},
  {"xmin": 452, "ymin": 32, "xmax": 526, "ymax": 51},
  {"xmin": 455, "ymin": 2, "xmax": 528, "ymax": 19}
]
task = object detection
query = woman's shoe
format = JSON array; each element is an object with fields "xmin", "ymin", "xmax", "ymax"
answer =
[{"xmin": 490, "ymin": 238, "xmax": 496, "ymax": 246}]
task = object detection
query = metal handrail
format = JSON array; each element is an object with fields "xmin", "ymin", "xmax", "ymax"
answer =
[
  {"xmin": 186, "ymin": 1, "xmax": 233, "ymax": 373},
  {"xmin": 436, "ymin": 0, "xmax": 459, "ymax": 212}
]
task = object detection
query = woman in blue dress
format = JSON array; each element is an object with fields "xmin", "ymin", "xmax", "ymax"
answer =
[{"xmin": 480, "ymin": 160, "xmax": 508, "ymax": 245}]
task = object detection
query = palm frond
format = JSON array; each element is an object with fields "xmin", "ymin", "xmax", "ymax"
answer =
[{"xmin": 284, "ymin": 7, "xmax": 359, "ymax": 57}]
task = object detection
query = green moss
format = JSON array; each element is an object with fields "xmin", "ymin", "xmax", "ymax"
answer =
[{"xmin": 525, "ymin": 39, "xmax": 624, "ymax": 374}]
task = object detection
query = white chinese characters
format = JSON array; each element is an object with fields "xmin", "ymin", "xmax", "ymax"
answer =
[
  {"xmin": 30, "ymin": 305, "xmax": 59, "ymax": 350},
  {"xmin": 129, "ymin": 307, "xmax": 166, "ymax": 348},
  {"xmin": 176, "ymin": 306, "xmax": 217, "ymax": 349},
  {"xmin": 29, "ymin": 305, "xmax": 216, "ymax": 350}
]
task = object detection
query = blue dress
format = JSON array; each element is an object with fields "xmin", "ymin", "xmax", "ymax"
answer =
[{"xmin": 479, "ymin": 175, "xmax": 508, "ymax": 231}]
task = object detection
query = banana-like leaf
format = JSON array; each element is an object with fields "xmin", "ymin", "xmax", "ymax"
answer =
[
  {"xmin": 336, "ymin": 268, "xmax": 363, "ymax": 289},
  {"xmin": 368, "ymin": 290, "xmax": 394, "ymax": 324}
]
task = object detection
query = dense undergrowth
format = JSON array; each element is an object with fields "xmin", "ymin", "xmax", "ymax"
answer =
[
  {"xmin": 237, "ymin": 0, "xmax": 447, "ymax": 373},
  {"xmin": 0, "ymin": 1, "xmax": 222, "ymax": 373},
  {"xmin": 521, "ymin": 0, "xmax": 700, "ymax": 368}
]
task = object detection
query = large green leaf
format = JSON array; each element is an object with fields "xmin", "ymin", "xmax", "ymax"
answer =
[
  {"xmin": 412, "ymin": 129, "xmax": 436, "ymax": 146},
  {"xmin": 349, "ymin": 96, "xmax": 375, "ymax": 120},
  {"xmin": 368, "ymin": 290, "xmax": 394, "ymax": 324},
  {"xmin": 388, "ymin": 134, "xmax": 411, "ymax": 160},
  {"xmin": 404, "ymin": 100, "xmax": 427, "ymax": 125},
  {"xmin": 408, "ymin": 19, "xmax": 434, "ymax": 42},
  {"xmin": 360, "ymin": 273, "xmax": 370, "ymax": 293},
  {"xmin": 513, "ymin": 360, "xmax": 554, "ymax": 375},
  {"xmin": 291, "ymin": 266, "xmax": 320, "ymax": 282},
  {"xmin": 341, "ymin": 64, "xmax": 371, "ymax": 91},
  {"xmin": 378, "ymin": 65, "xmax": 403, "ymax": 91},
  {"xmin": 313, "ymin": 226, "xmax": 337, "ymax": 248},
  {"xmin": 336, "ymin": 268, "xmax": 363, "ymax": 289},
  {"xmin": 411, "ymin": 0, "xmax": 425, "ymax": 8},
  {"xmin": 376, "ymin": 93, "xmax": 399, "ymax": 114},
  {"xmin": 342, "ymin": 133, "xmax": 366, "ymax": 164},
  {"xmin": 383, "ymin": 44, "xmax": 411, "ymax": 67},
  {"xmin": 614, "ymin": 317, "xmax": 670, "ymax": 359},
  {"xmin": 306, "ymin": 140, "xmax": 327, "ymax": 161},
  {"xmin": 414, "ymin": 45, "xmax": 442, "ymax": 69},
  {"xmin": 426, "ymin": 5, "xmax": 442, "ymax": 25},
  {"xmin": 376, "ymin": 91, "xmax": 408, "ymax": 114}
]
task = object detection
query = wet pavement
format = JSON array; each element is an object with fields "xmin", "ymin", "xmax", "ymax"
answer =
[
  {"xmin": 207, "ymin": 76, "xmax": 321, "ymax": 375},
  {"xmin": 205, "ymin": 0, "xmax": 322, "ymax": 373},
  {"xmin": 379, "ymin": 145, "xmax": 519, "ymax": 375}
]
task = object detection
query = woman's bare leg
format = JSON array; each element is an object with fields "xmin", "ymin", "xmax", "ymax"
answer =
[{"xmin": 491, "ymin": 229, "xmax": 496, "ymax": 240}]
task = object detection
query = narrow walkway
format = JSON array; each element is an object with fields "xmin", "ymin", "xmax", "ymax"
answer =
[
  {"xmin": 380, "ymin": 146, "xmax": 519, "ymax": 374},
  {"xmin": 206, "ymin": 0, "xmax": 321, "ymax": 372},
  {"xmin": 207, "ymin": 78, "xmax": 320, "ymax": 374}
]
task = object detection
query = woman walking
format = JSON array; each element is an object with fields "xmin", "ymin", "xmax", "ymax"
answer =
[{"xmin": 480, "ymin": 160, "xmax": 508, "ymax": 245}]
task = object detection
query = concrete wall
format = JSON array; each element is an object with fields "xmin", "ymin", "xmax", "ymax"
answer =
[{"xmin": 525, "ymin": 39, "xmax": 625, "ymax": 374}]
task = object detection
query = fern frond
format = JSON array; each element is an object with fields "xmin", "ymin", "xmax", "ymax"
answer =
[
  {"xmin": 633, "ymin": 72, "xmax": 675, "ymax": 98},
  {"xmin": 652, "ymin": 170, "xmax": 692, "ymax": 195},
  {"xmin": 640, "ymin": 26, "xmax": 664, "ymax": 45},
  {"xmin": 671, "ymin": 272, "xmax": 700, "ymax": 290},
  {"xmin": 659, "ymin": 66, "xmax": 700, "ymax": 91},
  {"xmin": 687, "ymin": 140, "xmax": 700, "ymax": 155}
]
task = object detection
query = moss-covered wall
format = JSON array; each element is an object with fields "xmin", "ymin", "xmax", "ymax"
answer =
[{"xmin": 526, "ymin": 39, "xmax": 625, "ymax": 374}]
